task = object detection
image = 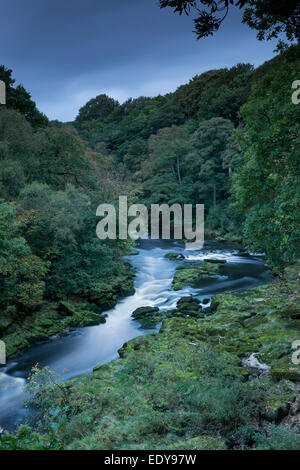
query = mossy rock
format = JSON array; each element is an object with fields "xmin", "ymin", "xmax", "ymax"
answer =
[
  {"xmin": 58, "ymin": 301, "xmax": 75, "ymax": 317},
  {"xmin": 124, "ymin": 248, "xmax": 139, "ymax": 256},
  {"xmin": 173, "ymin": 263, "xmax": 221, "ymax": 290},
  {"xmin": 262, "ymin": 380, "xmax": 297, "ymax": 423},
  {"xmin": 131, "ymin": 306, "xmax": 161, "ymax": 329},
  {"xmin": 165, "ymin": 252, "xmax": 185, "ymax": 261},
  {"xmin": 206, "ymin": 296, "xmax": 220, "ymax": 314},
  {"xmin": 284, "ymin": 264, "xmax": 300, "ymax": 284},
  {"xmin": 176, "ymin": 296, "xmax": 203, "ymax": 318},
  {"xmin": 0, "ymin": 316, "xmax": 14, "ymax": 334},
  {"xmin": 118, "ymin": 334, "xmax": 156, "ymax": 358},
  {"xmin": 279, "ymin": 304, "xmax": 300, "ymax": 320},
  {"xmin": 203, "ymin": 258, "xmax": 227, "ymax": 264},
  {"xmin": 132, "ymin": 306, "xmax": 159, "ymax": 319},
  {"xmin": 270, "ymin": 357, "xmax": 300, "ymax": 382},
  {"xmin": 233, "ymin": 251, "xmax": 250, "ymax": 257}
]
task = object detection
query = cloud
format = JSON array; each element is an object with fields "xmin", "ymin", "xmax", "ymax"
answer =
[{"xmin": 1, "ymin": 0, "xmax": 279, "ymax": 121}]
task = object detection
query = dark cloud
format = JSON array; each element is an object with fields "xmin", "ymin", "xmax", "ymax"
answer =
[{"xmin": 1, "ymin": 0, "xmax": 278, "ymax": 121}]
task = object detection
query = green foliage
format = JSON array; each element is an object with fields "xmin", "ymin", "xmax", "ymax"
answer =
[
  {"xmin": 0, "ymin": 67, "xmax": 136, "ymax": 349},
  {"xmin": 190, "ymin": 117, "xmax": 234, "ymax": 208},
  {"xmin": 33, "ymin": 125, "xmax": 97, "ymax": 190},
  {"xmin": 231, "ymin": 51, "xmax": 300, "ymax": 269},
  {"xmin": 159, "ymin": 1, "xmax": 300, "ymax": 45},
  {"xmin": 0, "ymin": 202, "xmax": 47, "ymax": 312},
  {"xmin": 254, "ymin": 424, "xmax": 300, "ymax": 450},
  {"xmin": 16, "ymin": 182, "xmax": 132, "ymax": 300},
  {"xmin": 22, "ymin": 272, "xmax": 300, "ymax": 451},
  {"xmin": 76, "ymin": 95, "xmax": 185, "ymax": 163},
  {"xmin": 0, "ymin": 65, "xmax": 48, "ymax": 128},
  {"xmin": 22, "ymin": 343, "xmax": 268, "ymax": 450},
  {"xmin": 76, "ymin": 94, "xmax": 120, "ymax": 123},
  {"xmin": 173, "ymin": 65, "xmax": 253, "ymax": 122}
]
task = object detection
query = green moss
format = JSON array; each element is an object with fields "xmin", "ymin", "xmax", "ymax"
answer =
[
  {"xmin": 173, "ymin": 263, "xmax": 221, "ymax": 290},
  {"xmin": 10, "ymin": 265, "xmax": 300, "ymax": 450},
  {"xmin": 131, "ymin": 306, "xmax": 161, "ymax": 329},
  {"xmin": 262, "ymin": 380, "xmax": 298, "ymax": 423},
  {"xmin": 270, "ymin": 358, "xmax": 300, "ymax": 382},
  {"xmin": 167, "ymin": 435, "xmax": 227, "ymax": 450},
  {"xmin": 165, "ymin": 252, "xmax": 185, "ymax": 261}
]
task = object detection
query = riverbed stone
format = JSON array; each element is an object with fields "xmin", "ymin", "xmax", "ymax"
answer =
[
  {"xmin": 172, "ymin": 263, "xmax": 221, "ymax": 290},
  {"xmin": 165, "ymin": 252, "xmax": 185, "ymax": 261},
  {"xmin": 203, "ymin": 258, "xmax": 227, "ymax": 264},
  {"xmin": 131, "ymin": 306, "xmax": 160, "ymax": 329}
]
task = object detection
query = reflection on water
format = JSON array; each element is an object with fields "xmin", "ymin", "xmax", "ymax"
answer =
[{"xmin": 0, "ymin": 239, "xmax": 272, "ymax": 429}]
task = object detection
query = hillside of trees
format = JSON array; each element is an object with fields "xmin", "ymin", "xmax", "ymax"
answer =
[
  {"xmin": 74, "ymin": 43, "xmax": 300, "ymax": 270},
  {"xmin": 0, "ymin": 44, "xmax": 299, "ymax": 359},
  {"xmin": 0, "ymin": 67, "xmax": 136, "ymax": 357}
]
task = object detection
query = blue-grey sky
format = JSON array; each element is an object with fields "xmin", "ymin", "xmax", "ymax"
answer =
[{"xmin": 1, "ymin": 0, "xmax": 279, "ymax": 121}]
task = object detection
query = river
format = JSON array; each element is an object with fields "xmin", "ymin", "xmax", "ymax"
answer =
[{"xmin": 0, "ymin": 238, "xmax": 272, "ymax": 430}]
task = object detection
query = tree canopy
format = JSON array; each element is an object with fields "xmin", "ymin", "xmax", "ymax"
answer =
[
  {"xmin": 159, "ymin": 1, "xmax": 300, "ymax": 44},
  {"xmin": 0, "ymin": 66, "xmax": 48, "ymax": 127}
]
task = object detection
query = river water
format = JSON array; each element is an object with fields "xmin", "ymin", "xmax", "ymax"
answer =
[{"xmin": 0, "ymin": 239, "xmax": 272, "ymax": 430}]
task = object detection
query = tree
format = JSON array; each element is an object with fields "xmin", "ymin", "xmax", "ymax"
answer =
[
  {"xmin": 0, "ymin": 202, "xmax": 47, "ymax": 312},
  {"xmin": 231, "ymin": 53, "xmax": 300, "ymax": 269},
  {"xmin": 173, "ymin": 64, "xmax": 253, "ymax": 124},
  {"xmin": 76, "ymin": 94, "xmax": 120, "ymax": 123},
  {"xmin": 159, "ymin": 1, "xmax": 300, "ymax": 44},
  {"xmin": 34, "ymin": 126, "xmax": 97, "ymax": 190},
  {"xmin": 0, "ymin": 108, "xmax": 35, "ymax": 198},
  {"xmin": 148, "ymin": 125, "xmax": 191, "ymax": 186},
  {"xmin": 190, "ymin": 117, "xmax": 234, "ymax": 209},
  {"xmin": 0, "ymin": 65, "xmax": 48, "ymax": 127}
]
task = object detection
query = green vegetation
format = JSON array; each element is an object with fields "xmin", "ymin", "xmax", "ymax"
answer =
[
  {"xmin": 172, "ymin": 262, "xmax": 222, "ymax": 290},
  {"xmin": 231, "ymin": 47, "xmax": 300, "ymax": 270},
  {"xmin": 159, "ymin": 1, "xmax": 300, "ymax": 45},
  {"xmin": 165, "ymin": 252, "xmax": 185, "ymax": 261},
  {"xmin": 4, "ymin": 264, "xmax": 298, "ymax": 450},
  {"xmin": 0, "ymin": 31, "xmax": 299, "ymax": 451},
  {"xmin": 73, "ymin": 45, "xmax": 300, "ymax": 269},
  {"xmin": 0, "ymin": 71, "xmax": 136, "ymax": 358},
  {"xmin": 1, "ymin": 44, "xmax": 299, "ymax": 355}
]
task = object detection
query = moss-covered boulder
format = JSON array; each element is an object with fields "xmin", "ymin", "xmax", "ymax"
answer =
[
  {"xmin": 204, "ymin": 258, "xmax": 227, "ymax": 264},
  {"xmin": 131, "ymin": 306, "xmax": 160, "ymax": 329},
  {"xmin": 262, "ymin": 380, "xmax": 298, "ymax": 423},
  {"xmin": 176, "ymin": 297, "xmax": 203, "ymax": 318},
  {"xmin": 173, "ymin": 263, "xmax": 221, "ymax": 290},
  {"xmin": 233, "ymin": 251, "xmax": 250, "ymax": 257},
  {"xmin": 118, "ymin": 334, "xmax": 156, "ymax": 358},
  {"xmin": 165, "ymin": 252, "xmax": 185, "ymax": 261}
]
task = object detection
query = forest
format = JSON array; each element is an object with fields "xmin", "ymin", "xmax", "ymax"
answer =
[{"xmin": 0, "ymin": 8, "xmax": 299, "ymax": 450}]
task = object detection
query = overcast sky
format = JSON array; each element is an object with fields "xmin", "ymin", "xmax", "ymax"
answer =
[{"xmin": 1, "ymin": 0, "xmax": 279, "ymax": 122}]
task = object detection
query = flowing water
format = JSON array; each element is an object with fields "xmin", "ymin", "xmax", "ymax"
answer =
[{"xmin": 0, "ymin": 239, "xmax": 272, "ymax": 430}]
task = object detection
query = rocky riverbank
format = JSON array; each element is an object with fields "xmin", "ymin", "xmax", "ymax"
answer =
[
  {"xmin": 21, "ymin": 263, "xmax": 299, "ymax": 450},
  {"xmin": 0, "ymin": 262, "xmax": 135, "ymax": 359}
]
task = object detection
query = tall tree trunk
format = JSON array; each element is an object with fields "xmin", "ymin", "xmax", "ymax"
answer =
[
  {"xmin": 213, "ymin": 181, "xmax": 216, "ymax": 210},
  {"xmin": 176, "ymin": 155, "xmax": 182, "ymax": 185}
]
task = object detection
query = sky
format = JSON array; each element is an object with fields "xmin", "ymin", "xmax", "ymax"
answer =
[{"xmin": 1, "ymin": 0, "xmax": 280, "ymax": 122}]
